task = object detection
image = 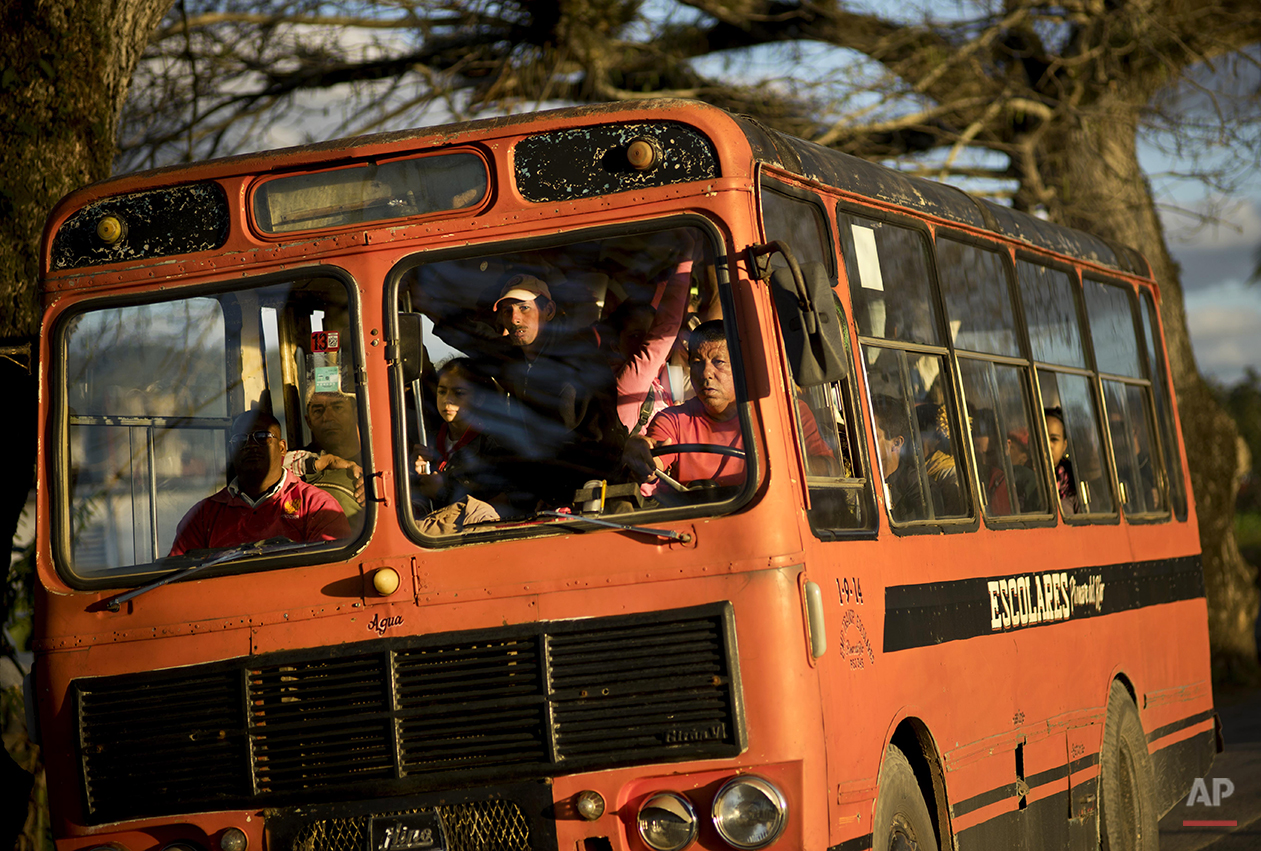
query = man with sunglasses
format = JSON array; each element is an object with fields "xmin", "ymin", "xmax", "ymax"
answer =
[{"xmin": 169, "ymin": 411, "xmax": 350, "ymax": 556}]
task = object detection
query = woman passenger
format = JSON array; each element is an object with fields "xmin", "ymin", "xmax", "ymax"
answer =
[
  {"xmin": 1045, "ymin": 406, "xmax": 1080, "ymax": 515},
  {"xmin": 413, "ymin": 358, "xmax": 506, "ymax": 527}
]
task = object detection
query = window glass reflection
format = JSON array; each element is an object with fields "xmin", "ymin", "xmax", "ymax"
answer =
[
  {"xmin": 938, "ymin": 239, "xmax": 1019, "ymax": 357},
  {"xmin": 1018, "ymin": 262, "xmax": 1086, "ymax": 368},
  {"xmin": 1084, "ymin": 280, "xmax": 1140, "ymax": 378},
  {"xmin": 840, "ymin": 216, "xmax": 941, "ymax": 346}
]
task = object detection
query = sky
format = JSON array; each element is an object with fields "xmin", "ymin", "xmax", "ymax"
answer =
[{"xmin": 1161, "ymin": 195, "xmax": 1261, "ymax": 386}]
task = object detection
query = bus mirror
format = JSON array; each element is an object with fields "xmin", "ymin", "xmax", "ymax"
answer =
[
  {"xmin": 768, "ymin": 259, "xmax": 847, "ymax": 387},
  {"xmin": 397, "ymin": 313, "xmax": 425, "ymax": 385}
]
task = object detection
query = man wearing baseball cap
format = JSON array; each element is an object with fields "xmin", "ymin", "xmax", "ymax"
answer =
[{"xmin": 487, "ymin": 274, "xmax": 626, "ymax": 508}]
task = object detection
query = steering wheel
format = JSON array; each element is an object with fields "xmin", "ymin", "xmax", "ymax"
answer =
[{"xmin": 650, "ymin": 442, "xmax": 746, "ymax": 459}]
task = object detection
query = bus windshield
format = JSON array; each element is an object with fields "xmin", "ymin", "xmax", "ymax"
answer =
[
  {"xmin": 58, "ymin": 274, "xmax": 364, "ymax": 581},
  {"xmin": 393, "ymin": 223, "xmax": 751, "ymax": 538}
]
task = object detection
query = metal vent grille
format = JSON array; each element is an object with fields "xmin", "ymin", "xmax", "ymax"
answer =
[
  {"xmin": 396, "ymin": 638, "xmax": 548, "ymax": 774},
  {"xmin": 75, "ymin": 603, "xmax": 742, "ymax": 824},
  {"xmin": 78, "ymin": 669, "xmax": 250, "ymax": 816},
  {"xmin": 251, "ymin": 655, "xmax": 394, "ymax": 792},
  {"xmin": 550, "ymin": 618, "xmax": 735, "ymax": 760}
]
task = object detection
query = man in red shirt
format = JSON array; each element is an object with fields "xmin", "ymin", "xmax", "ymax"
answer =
[
  {"xmin": 627, "ymin": 321, "xmax": 832, "ymax": 496},
  {"xmin": 169, "ymin": 411, "xmax": 351, "ymax": 556}
]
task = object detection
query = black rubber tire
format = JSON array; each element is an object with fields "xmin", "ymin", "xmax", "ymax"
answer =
[
  {"xmin": 1099, "ymin": 680, "xmax": 1160, "ymax": 851},
  {"xmin": 874, "ymin": 744, "xmax": 939, "ymax": 851}
]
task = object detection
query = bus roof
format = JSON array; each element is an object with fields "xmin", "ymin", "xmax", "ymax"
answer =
[{"xmin": 45, "ymin": 98, "xmax": 1151, "ymax": 280}]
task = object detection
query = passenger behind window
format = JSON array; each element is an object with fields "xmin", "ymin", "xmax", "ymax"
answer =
[
  {"xmin": 973, "ymin": 407, "xmax": 1044, "ymax": 515},
  {"xmin": 483, "ymin": 274, "xmax": 628, "ymax": 511},
  {"xmin": 872, "ymin": 395, "xmax": 928, "ymax": 522},
  {"xmin": 916, "ymin": 402, "xmax": 964, "ymax": 515},
  {"xmin": 170, "ymin": 411, "xmax": 350, "ymax": 555},
  {"xmin": 284, "ymin": 368, "xmax": 365, "ymax": 530},
  {"xmin": 602, "ymin": 253, "xmax": 691, "ymax": 435},
  {"xmin": 412, "ymin": 358, "xmax": 510, "ymax": 534},
  {"xmin": 1045, "ymin": 407, "xmax": 1080, "ymax": 515},
  {"xmin": 999, "ymin": 427, "xmax": 1045, "ymax": 514}
]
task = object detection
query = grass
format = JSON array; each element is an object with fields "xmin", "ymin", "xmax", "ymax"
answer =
[{"xmin": 1237, "ymin": 511, "xmax": 1261, "ymax": 567}]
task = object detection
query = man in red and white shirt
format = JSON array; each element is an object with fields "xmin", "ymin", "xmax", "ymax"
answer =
[
  {"xmin": 627, "ymin": 321, "xmax": 833, "ymax": 495},
  {"xmin": 169, "ymin": 411, "xmax": 350, "ymax": 556}
]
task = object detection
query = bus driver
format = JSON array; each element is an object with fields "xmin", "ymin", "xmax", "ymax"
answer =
[{"xmin": 628, "ymin": 321, "xmax": 832, "ymax": 496}]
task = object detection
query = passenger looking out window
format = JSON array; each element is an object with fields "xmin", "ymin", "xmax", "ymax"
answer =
[
  {"xmin": 170, "ymin": 411, "xmax": 350, "ymax": 555},
  {"xmin": 1045, "ymin": 406, "xmax": 1080, "ymax": 515},
  {"xmin": 872, "ymin": 395, "xmax": 928, "ymax": 523},
  {"xmin": 1001, "ymin": 427, "xmax": 1044, "ymax": 513}
]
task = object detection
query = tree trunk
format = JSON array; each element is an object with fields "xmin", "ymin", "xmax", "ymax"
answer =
[
  {"xmin": 0, "ymin": 0, "xmax": 173, "ymax": 844},
  {"xmin": 1034, "ymin": 100, "xmax": 1260, "ymax": 684},
  {"xmin": 0, "ymin": 0, "xmax": 174, "ymax": 631}
]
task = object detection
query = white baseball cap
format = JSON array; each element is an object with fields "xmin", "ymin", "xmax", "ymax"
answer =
[{"xmin": 493, "ymin": 274, "xmax": 552, "ymax": 312}]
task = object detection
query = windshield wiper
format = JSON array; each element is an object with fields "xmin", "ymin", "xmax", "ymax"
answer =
[
  {"xmin": 538, "ymin": 510, "xmax": 693, "ymax": 543},
  {"xmin": 103, "ymin": 538, "xmax": 325, "ymax": 612}
]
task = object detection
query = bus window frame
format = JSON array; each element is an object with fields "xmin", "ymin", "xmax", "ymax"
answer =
[
  {"xmin": 382, "ymin": 214, "xmax": 763, "ymax": 547},
  {"xmin": 756, "ymin": 172, "xmax": 877, "ymax": 540},
  {"xmin": 1013, "ymin": 250, "xmax": 1121, "ymax": 526},
  {"xmin": 933, "ymin": 227, "xmax": 1056, "ymax": 530},
  {"xmin": 49, "ymin": 265, "xmax": 374, "ymax": 590},
  {"xmin": 1083, "ymin": 274, "xmax": 1172, "ymax": 523},
  {"xmin": 835, "ymin": 202, "xmax": 979, "ymax": 535},
  {"xmin": 1138, "ymin": 287, "xmax": 1189, "ymax": 521},
  {"xmin": 245, "ymin": 146, "xmax": 494, "ymax": 241}
]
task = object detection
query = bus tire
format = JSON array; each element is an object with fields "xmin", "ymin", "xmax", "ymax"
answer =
[
  {"xmin": 1099, "ymin": 680, "xmax": 1159, "ymax": 851},
  {"xmin": 874, "ymin": 744, "xmax": 939, "ymax": 851}
]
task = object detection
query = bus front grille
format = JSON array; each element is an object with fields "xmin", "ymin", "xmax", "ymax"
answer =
[
  {"xmin": 74, "ymin": 603, "xmax": 743, "ymax": 824},
  {"xmin": 286, "ymin": 800, "xmax": 532, "ymax": 851}
]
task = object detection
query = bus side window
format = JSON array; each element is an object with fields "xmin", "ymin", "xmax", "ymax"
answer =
[
  {"xmin": 1140, "ymin": 291, "xmax": 1188, "ymax": 519},
  {"xmin": 761, "ymin": 184, "xmax": 874, "ymax": 535},
  {"xmin": 839, "ymin": 213, "xmax": 971, "ymax": 526},
  {"xmin": 936, "ymin": 237, "xmax": 1050, "ymax": 519},
  {"xmin": 1017, "ymin": 259, "xmax": 1115, "ymax": 519},
  {"xmin": 792, "ymin": 294, "xmax": 876, "ymax": 534},
  {"xmin": 1084, "ymin": 278, "xmax": 1166, "ymax": 517}
]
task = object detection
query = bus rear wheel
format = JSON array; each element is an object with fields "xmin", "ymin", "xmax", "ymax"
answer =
[
  {"xmin": 1099, "ymin": 680, "xmax": 1159, "ymax": 851},
  {"xmin": 874, "ymin": 744, "xmax": 939, "ymax": 851}
]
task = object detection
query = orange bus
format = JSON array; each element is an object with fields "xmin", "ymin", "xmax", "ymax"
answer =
[{"xmin": 29, "ymin": 99, "xmax": 1216, "ymax": 851}]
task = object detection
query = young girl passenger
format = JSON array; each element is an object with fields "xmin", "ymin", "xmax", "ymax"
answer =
[{"xmin": 413, "ymin": 358, "xmax": 505, "ymax": 529}]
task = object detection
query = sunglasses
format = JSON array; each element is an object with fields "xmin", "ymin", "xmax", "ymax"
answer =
[{"xmin": 229, "ymin": 430, "xmax": 277, "ymax": 447}]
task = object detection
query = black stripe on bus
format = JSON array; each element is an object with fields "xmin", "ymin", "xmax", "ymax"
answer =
[
  {"xmin": 1146, "ymin": 708, "xmax": 1215, "ymax": 744},
  {"xmin": 1025, "ymin": 762, "xmax": 1070, "ymax": 791},
  {"xmin": 952, "ymin": 782, "xmax": 1023, "ymax": 818},
  {"xmin": 884, "ymin": 555, "xmax": 1202, "ymax": 652},
  {"xmin": 827, "ymin": 835, "xmax": 874, "ymax": 851},
  {"xmin": 951, "ymin": 753, "xmax": 1094, "ymax": 820}
]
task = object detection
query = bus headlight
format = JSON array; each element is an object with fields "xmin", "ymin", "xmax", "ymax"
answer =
[
  {"xmin": 637, "ymin": 791, "xmax": 698, "ymax": 851},
  {"xmin": 711, "ymin": 776, "xmax": 787, "ymax": 850}
]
